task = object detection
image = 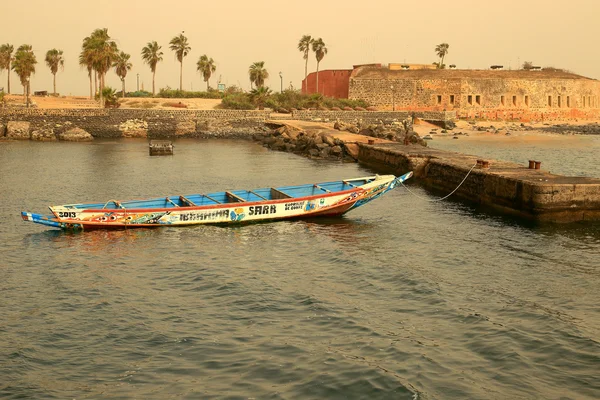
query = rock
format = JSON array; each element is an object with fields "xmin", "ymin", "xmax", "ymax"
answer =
[
  {"xmin": 330, "ymin": 145, "xmax": 343, "ymax": 156},
  {"xmin": 316, "ymin": 143, "xmax": 330, "ymax": 150},
  {"xmin": 323, "ymin": 134, "xmax": 336, "ymax": 146},
  {"xmin": 347, "ymin": 126, "xmax": 359, "ymax": 134},
  {"xmin": 6, "ymin": 121, "xmax": 31, "ymax": 140},
  {"xmin": 444, "ymin": 120, "xmax": 456, "ymax": 130},
  {"xmin": 319, "ymin": 147, "xmax": 331, "ymax": 158},
  {"xmin": 31, "ymin": 127, "xmax": 57, "ymax": 141},
  {"xmin": 120, "ymin": 119, "xmax": 148, "ymax": 138},
  {"xmin": 174, "ymin": 120, "xmax": 195, "ymax": 137},
  {"xmin": 344, "ymin": 143, "xmax": 359, "ymax": 160},
  {"xmin": 58, "ymin": 127, "xmax": 93, "ymax": 141},
  {"xmin": 287, "ymin": 129, "xmax": 302, "ymax": 141},
  {"xmin": 308, "ymin": 148, "xmax": 320, "ymax": 157}
]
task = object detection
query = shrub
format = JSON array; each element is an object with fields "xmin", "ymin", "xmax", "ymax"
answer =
[
  {"xmin": 157, "ymin": 87, "xmax": 223, "ymax": 99},
  {"xmin": 125, "ymin": 90, "xmax": 153, "ymax": 98},
  {"xmin": 221, "ymin": 93, "xmax": 254, "ymax": 110}
]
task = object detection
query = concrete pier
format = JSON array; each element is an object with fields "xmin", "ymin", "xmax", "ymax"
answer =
[
  {"xmin": 268, "ymin": 120, "xmax": 600, "ymax": 223},
  {"xmin": 358, "ymin": 142, "xmax": 600, "ymax": 222}
]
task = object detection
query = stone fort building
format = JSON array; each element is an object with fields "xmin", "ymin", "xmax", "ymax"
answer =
[{"xmin": 302, "ymin": 64, "xmax": 600, "ymax": 120}]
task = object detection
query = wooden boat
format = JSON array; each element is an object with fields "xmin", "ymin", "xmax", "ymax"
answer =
[{"xmin": 21, "ymin": 172, "xmax": 413, "ymax": 231}]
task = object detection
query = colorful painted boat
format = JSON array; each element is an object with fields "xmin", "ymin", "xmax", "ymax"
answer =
[{"xmin": 21, "ymin": 172, "xmax": 413, "ymax": 231}]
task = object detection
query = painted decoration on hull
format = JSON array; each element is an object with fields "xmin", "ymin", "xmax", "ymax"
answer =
[{"xmin": 22, "ymin": 173, "xmax": 414, "ymax": 230}]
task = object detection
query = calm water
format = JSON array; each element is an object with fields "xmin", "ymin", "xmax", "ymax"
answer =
[
  {"xmin": 1, "ymin": 139, "xmax": 599, "ymax": 399},
  {"xmin": 428, "ymin": 133, "xmax": 600, "ymax": 177}
]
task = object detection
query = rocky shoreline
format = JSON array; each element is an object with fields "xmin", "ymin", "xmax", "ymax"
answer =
[{"xmin": 253, "ymin": 118, "xmax": 428, "ymax": 162}]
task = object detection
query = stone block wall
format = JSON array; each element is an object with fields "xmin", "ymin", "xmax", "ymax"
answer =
[
  {"xmin": 0, "ymin": 109, "xmax": 271, "ymax": 138},
  {"xmin": 291, "ymin": 110, "xmax": 455, "ymax": 124},
  {"xmin": 348, "ymin": 73, "xmax": 600, "ymax": 121}
]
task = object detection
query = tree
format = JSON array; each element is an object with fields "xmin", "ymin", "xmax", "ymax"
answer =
[
  {"xmin": 311, "ymin": 38, "xmax": 327, "ymax": 94},
  {"xmin": 44, "ymin": 49, "xmax": 64, "ymax": 95},
  {"xmin": 435, "ymin": 43, "xmax": 450, "ymax": 69},
  {"xmin": 297, "ymin": 35, "xmax": 313, "ymax": 91},
  {"xmin": 141, "ymin": 41, "xmax": 163, "ymax": 96},
  {"xmin": 169, "ymin": 33, "xmax": 191, "ymax": 91},
  {"xmin": 81, "ymin": 28, "xmax": 119, "ymax": 105},
  {"xmin": 0, "ymin": 44, "xmax": 14, "ymax": 93},
  {"xmin": 522, "ymin": 61, "xmax": 534, "ymax": 70},
  {"xmin": 196, "ymin": 55, "xmax": 216, "ymax": 91},
  {"xmin": 12, "ymin": 44, "xmax": 37, "ymax": 105},
  {"xmin": 113, "ymin": 51, "xmax": 132, "ymax": 98},
  {"xmin": 79, "ymin": 38, "xmax": 95, "ymax": 99},
  {"xmin": 249, "ymin": 86, "xmax": 272, "ymax": 110},
  {"xmin": 248, "ymin": 61, "xmax": 269, "ymax": 88}
]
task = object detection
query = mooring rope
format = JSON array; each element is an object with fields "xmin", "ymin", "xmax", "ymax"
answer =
[{"xmin": 401, "ymin": 163, "xmax": 478, "ymax": 202}]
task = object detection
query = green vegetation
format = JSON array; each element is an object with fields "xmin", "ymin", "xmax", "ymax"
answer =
[
  {"xmin": 113, "ymin": 51, "xmax": 132, "ymax": 98},
  {"xmin": 522, "ymin": 61, "xmax": 534, "ymax": 70},
  {"xmin": 125, "ymin": 90, "xmax": 153, "ymax": 98},
  {"xmin": 12, "ymin": 44, "xmax": 37, "ymax": 104},
  {"xmin": 157, "ymin": 87, "xmax": 222, "ymax": 99},
  {"xmin": 169, "ymin": 33, "xmax": 191, "ymax": 91},
  {"xmin": 311, "ymin": 38, "xmax": 327, "ymax": 93},
  {"xmin": 0, "ymin": 43, "xmax": 14, "ymax": 94},
  {"xmin": 196, "ymin": 55, "xmax": 216, "ymax": 91},
  {"xmin": 44, "ymin": 49, "xmax": 64, "ymax": 95},
  {"xmin": 220, "ymin": 89, "xmax": 369, "ymax": 111},
  {"xmin": 298, "ymin": 35, "xmax": 313, "ymax": 85},
  {"xmin": 249, "ymin": 86, "xmax": 272, "ymax": 110},
  {"xmin": 141, "ymin": 41, "xmax": 163, "ymax": 96},
  {"xmin": 248, "ymin": 61, "xmax": 268, "ymax": 88},
  {"xmin": 435, "ymin": 43, "xmax": 450, "ymax": 69},
  {"xmin": 80, "ymin": 28, "xmax": 119, "ymax": 104},
  {"xmin": 96, "ymin": 86, "xmax": 119, "ymax": 108}
]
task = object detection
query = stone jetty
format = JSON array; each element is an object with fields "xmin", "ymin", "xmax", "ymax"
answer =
[{"xmin": 262, "ymin": 120, "xmax": 600, "ymax": 223}]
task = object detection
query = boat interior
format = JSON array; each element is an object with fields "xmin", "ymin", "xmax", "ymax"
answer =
[{"xmin": 59, "ymin": 177, "xmax": 382, "ymax": 210}]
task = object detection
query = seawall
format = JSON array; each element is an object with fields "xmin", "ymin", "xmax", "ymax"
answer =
[
  {"xmin": 0, "ymin": 108, "xmax": 455, "ymax": 139},
  {"xmin": 0, "ymin": 108, "xmax": 271, "ymax": 138},
  {"xmin": 358, "ymin": 143, "xmax": 600, "ymax": 223}
]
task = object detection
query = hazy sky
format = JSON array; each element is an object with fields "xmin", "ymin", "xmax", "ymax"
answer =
[{"xmin": 1, "ymin": 0, "xmax": 599, "ymax": 96}]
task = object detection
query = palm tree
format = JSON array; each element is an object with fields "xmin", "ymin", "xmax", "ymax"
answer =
[
  {"xmin": 196, "ymin": 55, "xmax": 216, "ymax": 91},
  {"xmin": 297, "ymin": 35, "xmax": 313, "ymax": 92},
  {"xmin": 44, "ymin": 49, "xmax": 64, "ymax": 95},
  {"xmin": 169, "ymin": 33, "xmax": 191, "ymax": 91},
  {"xmin": 141, "ymin": 41, "xmax": 163, "ymax": 96},
  {"xmin": 248, "ymin": 61, "xmax": 269, "ymax": 88},
  {"xmin": 79, "ymin": 37, "xmax": 95, "ymax": 99},
  {"xmin": 435, "ymin": 43, "xmax": 450, "ymax": 69},
  {"xmin": 249, "ymin": 86, "xmax": 272, "ymax": 110},
  {"xmin": 311, "ymin": 38, "xmax": 328, "ymax": 94},
  {"xmin": 81, "ymin": 28, "xmax": 119, "ymax": 104},
  {"xmin": 12, "ymin": 45, "xmax": 37, "ymax": 105},
  {"xmin": 0, "ymin": 44, "xmax": 14, "ymax": 93},
  {"xmin": 113, "ymin": 51, "xmax": 132, "ymax": 98}
]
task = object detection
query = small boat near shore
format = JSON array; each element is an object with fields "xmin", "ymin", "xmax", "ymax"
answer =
[{"xmin": 21, "ymin": 172, "xmax": 413, "ymax": 231}]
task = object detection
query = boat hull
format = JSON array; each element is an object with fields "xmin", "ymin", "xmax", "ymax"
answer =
[{"xmin": 21, "ymin": 173, "xmax": 412, "ymax": 231}]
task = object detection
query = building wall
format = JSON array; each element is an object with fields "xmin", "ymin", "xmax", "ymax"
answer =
[
  {"xmin": 348, "ymin": 71, "xmax": 600, "ymax": 120},
  {"xmin": 301, "ymin": 70, "xmax": 351, "ymax": 98}
]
